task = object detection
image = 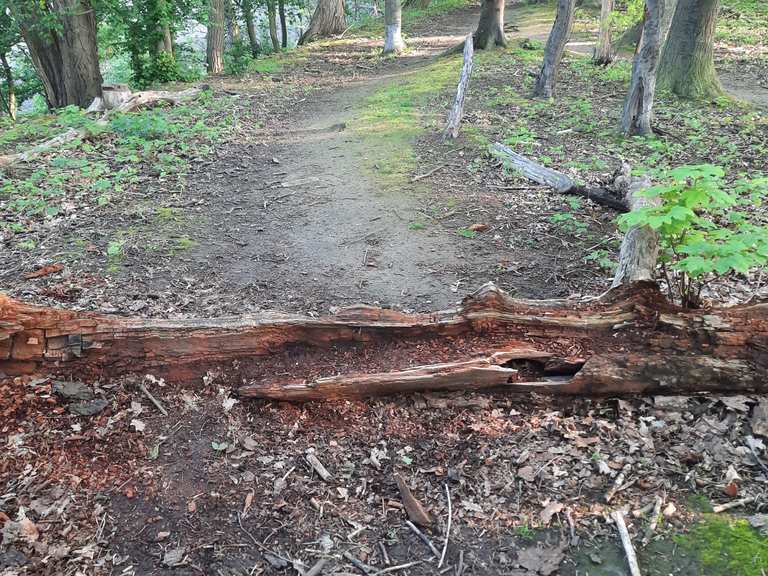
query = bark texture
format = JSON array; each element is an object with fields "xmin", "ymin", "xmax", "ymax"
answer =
[
  {"xmin": 533, "ymin": 0, "xmax": 576, "ymax": 98},
  {"xmin": 279, "ymin": 0, "xmax": 288, "ymax": 48},
  {"xmin": 299, "ymin": 0, "xmax": 347, "ymax": 45},
  {"xmin": 473, "ymin": 0, "xmax": 506, "ymax": 50},
  {"xmin": 0, "ymin": 53, "xmax": 16, "ymax": 120},
  {"xmin": 267, "ymin": 0, "xmax": 280, "ymax": 51},
  {"xmin": 658, "ymin": 0, "xmax": 722, "ymax": 99},
  {"xmin": 383, "ymin": 0, "xmax": 406, "ymax": 54},
  {"xmin": 621, "ymin": 0, "xmax": 663, "ymax": 136},
  {"xmin": 3, "ymin": 282, "xmax": 768, "ymax": 400},
  {"xmin": 243, "ymin": 0, "xmax": 261, "ymax": 56},
  {"xmin": 14, "ymin": 0, "xmax": 103, "ymax": 109},
  {"xmin": 444, "ymin": 36, "xmax": 474, "ymax": 140},
  {"xmin": 207, "ymin": 0, "xmax": 226, "ymax": 73},
  {"xmin": 593, "ymin": 0, "xmax": 613, "ymax": 65}
]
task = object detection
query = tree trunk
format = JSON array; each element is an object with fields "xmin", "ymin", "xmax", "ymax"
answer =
[
  {"xmin": 593, "ymin": 0, "xmax": 613, "ymax": 65},
  {"xmin": 621, "ymin": 0, "xmax": 663, "ymax": 136},
  {"xmin": 616, "ymin": 0, "xmax": 678, "ymax": 50},
  {"xmin": 0, "ymin": 53, "xmax": 16, "ymax": 121},
  {"xmin": 299, "ymin": 0, "xmax": 347, "ymax": 45},
  {"xmin": 157, "ymin": 25, "xmax": 174, "ymax": 55},
  {"xmin": 473, "ymin": 0, "xmax": 506, "ymax": 50},
  {"xmin": 657, "ymin": 0, "xmax": 722, "ymax": 99},
  {"xmin": 444, "ymin": 35, "xmax": 473, "ymax": 140},
  {"xmin": 533, "ymin": 0, "xmax": 576, "ymax": 98},
  {"xmin": 279, "ymin": 0, "xmax": 288, "ymax": 48},
  {"xmin": 4, "ymin": 284, "xmax": 768, "ymax": 400},
  {"xmin": 243, "ymin": 0, "xmax": 261, "ymax": 56},
  {"xmin": 14, "ymin": 0, "xmax": 103, "ymax": 109},
  {"xmin": 207, "ymin": 0, "xmax": 225, "ymax": 73},
  {"xmin": 383, "ymin": 0, "xmax": 406, "ymax": 54},
  {"xmin": 267, "ymin": 0, "xmax": 280, "ymax": 51}
]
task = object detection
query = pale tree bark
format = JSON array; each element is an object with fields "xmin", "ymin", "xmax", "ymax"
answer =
[
  {"xmin": 533, "ymin": 0, "xmax": 576, "ymax": 98},
  {"xmin": 279, "ymin": 0, "xmax": 288, "ymax": 48},
  {"xmin": 299, "ymin": 0, "xmax": 347, "ymax": 45},
  {"xmin": 621, "ymin": 0, "xmax": 663, "ymax": 136},
  {"xmin": 267, "ymin": 0, "xmax": 280, "ymax": 51},
  {"xmin": 157, "ymin": 25, "xmax": 174, "ymax": 55},
  {"xmin": 0, "ymin": 53, "xmax": 16, "ymax": 120},
  {"xmin": 473, "ymin": 0, "xmax": 506, "ymax": 50},
  {"xmin": 383, "ymin": 0, "xmax": 406, "ymax": 54},
  {"xmin": 242, "ymin": 0, "xmax": 260, "ymax": 56},
  {"xmin": 207, "ymin": 0, "xmax": 225, "ymax": 73},
  {"xmin": 593, "ymin": 0, "xmax": 613, "ymax": 65},
  {"xmin": 13, "ymin": 0, "xmax": 103, "ymax": 109},
  {"xmin": 658, "ymin": 0, "xmax": 722, "ymax": 99},
  {"xmin": 616, "ymin": 0, "xmax": 677, "ymax": 49}
]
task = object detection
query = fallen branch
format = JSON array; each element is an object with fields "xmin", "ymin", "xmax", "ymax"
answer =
[
  {"xmin": 444, "ymin": 35, "xmax": 474, "ymax": 140},
  {"xmin": 712, "ymin": 497, "xmax": 755, "ymax": 513},
  {"xmin": 438, "ymin": 484, "xmax": 452, "ymax": 568},
  {"xmin": 490, "ymin": 142, "xmax": 629, "ymax": 212},
  {"xmin": 405, "ymin": 520, "xmax": 440, "ymax": 558},
  {"xmin": 612, "ymin": 510, "xmax": 642, "ymax": 576}
]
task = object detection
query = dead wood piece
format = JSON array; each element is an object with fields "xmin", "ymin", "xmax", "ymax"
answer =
[
  {"xmin": 139, "ymin": 382, "xmax": 168, "ymax": 416},
  {"xmin": 395, "ymin": 473, "xmax": 432, "ymax": 527},
  {"xmin": 489, "ymin": 143, "xmax": 628, "ymax": 212},
  {"xmin": 712, "ymin": 497, "xmax": 755, "ymax": 513},
  {"xmin": 612, "ymin": 510, "xmax": 642, "ymax": 576},
  {"xmin": 444, "ymin": 35, "xmax": 474, "ymax": 140},
  {"xmin": 605, "ymin": 464, "xmax": 631, "ymax": 503},
  {"xmin": 306, "ymin": 452, "xmax": 334, "ymax": 481},
  {"xmin": 642, "ymin": 494, "xmax": 664, "ymax": 545}
]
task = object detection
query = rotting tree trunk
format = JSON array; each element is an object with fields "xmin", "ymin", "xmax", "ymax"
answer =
[
  {"xmin": 621, "ymin": 0, "xmax": 663, "ymax": 136},
  {"xmin": 4, "ymin": 281, "xmax": 768, "ymax": 400},
  {"xmin": 593, "ymin": 0, "xmax": 613, "ymax": 65},
  {"xmin": 383, "ymin": 0, "xmax": 406, "ymax": 54},
  {"xmin": 0, "ymin": 53, "xmax": 16, "ymax": 120},
  {"xmin": 299, "ymin": 0, "xmax": 347, "ymax": 45},
  {"xmin": 443, "ymin": 35, "xmax": 473, "ymax": 140},
  {"xmin": 207, "ymin": 0, "xmax": 226, "ymax": 73},
  {"xmin": 657, "ymin": 0, "xmax": 722, "ymax": 99},
  {"xmin": 279, "ymin": 0, "xmax": 288, "ymax": 48},
  {"xmin": 243, "ymin": 0, "xmax": 260, "ymax": 56},
  {"xmin": 267, "ymin": 0, "xmax": 281, "ymax": 51},
  {"xmin": 14, "ymin": 0, "xmax": 103, "ymax": 109},
  {"xmin": 473, "ymin": 0, "xmax": 506, "ymax": 50},
  {"xmin": 533, "ymin": 0, "xmax": 576, "ymax": 98}
]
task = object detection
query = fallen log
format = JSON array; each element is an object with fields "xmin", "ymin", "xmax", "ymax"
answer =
[
  {"xmin": 444, "ymin": 34, "xmax": 474, "ymax": 140},
  {"xmin": 490, "ymin": 142, "xmax": 629, "ymax": 212},
  {"xmin": 3, "ymin": 282, "xmax": 768, "ymax": 399}
]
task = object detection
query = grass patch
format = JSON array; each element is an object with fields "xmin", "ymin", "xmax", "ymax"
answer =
[
  {"xmin": 718, "ymin": 0, "xmax": 768, "ymax": 45},
  {"xmin": 354, "ymin": 0, "xmax": 472, "ymax": 35},
  {"xmin": 674, "ymin": 515, "xmax": 768, "ymax": 576}
]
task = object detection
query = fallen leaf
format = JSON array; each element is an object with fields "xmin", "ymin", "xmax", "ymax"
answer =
[
  {"xmin": 130, "ymin": 419, "xmax": 146, "ymax": 433},
  {"xmin": 23, "ymin": 263, "xmax": 64, "ymax": 279},
  {"xmin": 539, "ymin": 501, "xmax": 564, "ymax": 526},
  {"xmin": 156, "ymin": 531, "xmax": 170, "ymax": 541},
  {"xmin": 723, "ymin": 482, "xmax": 739, "ymax": 498},
  {"xmin": 468, "ymin": 223, "xmax": 489, "ymax": 232},
  {"xmin": 243, "ymin": 490, "xmax": 254, "ymax": 516},
  {"xmin": 516, "ymin": 542, "xmax": 567, "ymax": 575},
  {"xmin": 518, "ymin": 466, "xmax": 536, "ymax": 482},
  {"xmin": 187, "ymin": 500, "xmax": 197, "ymax": 514}
]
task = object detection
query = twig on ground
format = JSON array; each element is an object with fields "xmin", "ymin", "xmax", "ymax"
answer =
[
  {"xmin": 412, "ymin": 164, "xmax": 448, "ymax": 183},
  {"xmin": 343, "ymin": 551, "xmax": 372, "ymax": 574},
  {"xmin": 612, "ymin": 510, "xmax": 642, "ymax": 576},
  {"xmin": 305, "ymin": 558, "xmax": 328, "ymax": 576},
  {"xmin": 306, "ymin": 452, "xmax": 333, "ymax": 481},
  {"xmin": 438, "ymin": 484, "xmax": 452, "ymax": 568},
  {"xmin": 605, "ymin": 464, "xmax": 631, "ymax": 502},
  {"xmin": 370, "ymin": 561, "xmax": 422, "ymax": 575},
  {"xmin": 139, "ymin": 382, "xmax": 168, "ymax": 416},
  {"xmin": 713, "ymin": 497, "xmax": 755, "ymax": 513},
  {"xmin": 405, "ymin": 520, "xmax": 440, "ymax": 558},
  {"xmin": 378, "ymin": 542, "xmax": 390, "ymax": 566},
  {"xmin": 236, "ymin": 512, "xmax": 290, "ymax": 562},
  {"xmin": 642, "ymin": 494, "xmax": 664, "ymax": 545}
]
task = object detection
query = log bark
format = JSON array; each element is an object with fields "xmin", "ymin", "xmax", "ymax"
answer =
[
  {"xmin": 533, "ymin": 0, "xmax": 576, "ymax": 98},
  {"xmin": 490, "ymin": 143, "xmax": 629, "ymax": 212},
  {"xmin": 383, "ymin": 0, "xmax": 406, "ymax": 54},
  {"xmin": 621, "ymin": 0, "xmax": 663, "ymax": 136},
  {"xmin": 443, "ymin": 35, "xmax": 473, "ymax": 140},
  {"xmin": 299, "ymin": 0, "xmax": 347, "ymax": 45},
  {"xmin": 3, "ymin": 282, "xmax": 768, "ymax": 400},
  {"xmin": 473, "ymin": 0, "xmax": 506, "ymax": 50},
  {"xmin": 593, "ymin": 0, "xmax": 613, "ymax": 65}
]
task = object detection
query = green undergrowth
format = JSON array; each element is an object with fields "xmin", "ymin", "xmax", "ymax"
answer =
[
  {"xmin": 718, "ymin": 0, "xmax": 768, "ymax": 46},
  {"xmin": 354, "ymin": 0, "xmax": 472, "ymax": 36},
  {"xmin": 673, "ymin": 515, "xmax": 768, "ymax": 575},
  {"xmin": 1, "ymin": 90, "xmax": 237, "ymax": 257}
]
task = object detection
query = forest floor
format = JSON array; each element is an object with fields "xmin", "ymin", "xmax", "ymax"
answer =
[{"xmin": 2, "ymin": 1, "xmax": 768, "ymax": 575}]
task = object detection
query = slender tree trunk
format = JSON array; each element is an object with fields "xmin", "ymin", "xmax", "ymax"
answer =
[
  {"xmin": 0, "ymin": 53, "xmax": 16, "ymax": 121},
  {"xmin": 473, "ymin": 0, "xmax": 506, "ymax": 50},
  {"xmin": 383, "ymin": 0, "xmax": 406, "ymax": 54},
  {"xmin": 657, "ymin": 0, "xmax": 722, "ymax": 99},
  {"xmin": 158, "ymin": 25, "xmax": 174, "ymax": 55},
  {"xmin": 207, "ymin": 0, "xmax": 225, "ymax": 73},
  {"xmin": 299, "ymin": 0, "xmax": 346, "ymax": 44},
  {"xmin": 593, "ymin": 0, "xmax": 613, "ymax": 64},
  {"xmin": 14, "ymin": 0, "xmax": 103, "ymax": 109},
  {"xmin": 621, "ymin": 0, "xmax": 663, "ymax": 136},
  {"xmin": 279, "ymin": 0, "xmax": 288, "ymax": 48},
  {"xmin": 267, "ymin": 0, "xmax": 280, "ymax": 51},
  {"xmin": 243, "ymin": 0, "xmax": 260, "ymax": 56},
  {"xmin": 533, "ymin": 0, "xmax": 576, "ymax": 98}
]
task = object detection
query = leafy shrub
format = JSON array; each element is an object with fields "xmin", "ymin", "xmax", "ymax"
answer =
[
  {"xmin": 109, "ymin": 111, "xmax": 171, "ymax": 140},
  {"xmin": 224, "ymin": 40, "xmax": 254, "ymax": 76},
  {"xmin": 148, "ymin": 51, "xmax": 180, "ymax": 83},
  {"xmin": 618, "ymin": 165, "xmax": 768, "ymax": 307}
]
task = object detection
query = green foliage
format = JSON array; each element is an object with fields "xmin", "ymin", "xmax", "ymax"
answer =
[
  {"xmin": 674, "ymin": 515, "xmax": 768, "ymax": 576},
  {"xmin": 224, "ymin": 39, "xmax": 254, "ymax": 76},
  {"xmin": 458, "ymin": 228, "xmax": 477, "ymax": 238},
  {"xmin": 618, "ymin": 165, "xmax": 768, "ymax": 307},
  {"xmin": 109, "ymin": 111, "xmax": 171, "ymax": 140}
]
